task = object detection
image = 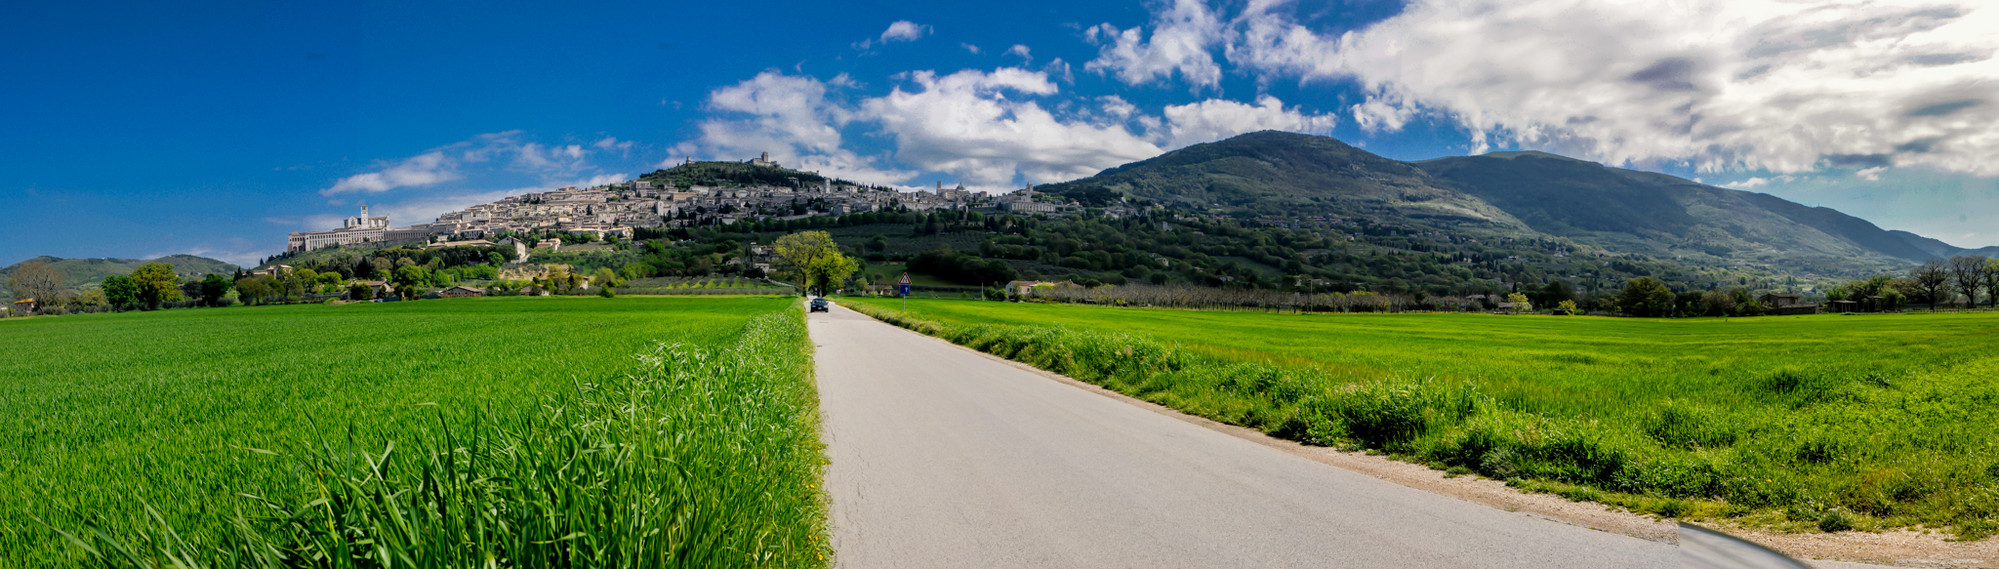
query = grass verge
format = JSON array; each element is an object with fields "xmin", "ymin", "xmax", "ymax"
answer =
[
  {"xmin": 1, "ymin": 297, "xmax": 829, "ymax": 568},
  {"xmin": 844, "ymin": 299, "xmax": 1999, "ymax": 539}
]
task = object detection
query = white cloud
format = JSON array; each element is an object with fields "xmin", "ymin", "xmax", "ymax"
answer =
[
  {"xmin": 858, "ymin": 20, "xmax": 931, "ymax": 50},
  {"xmin": 683, "ymin": 71, "xmax": 915, "ymax": 184},
  {"xmin": 324, "ymin": 152, "xmax": 459, "ymax": 195},
  {"xmin": 513, "ymin": 143, "xmax": 588, "ymax": 174},
  {"xmin": 323, "ymin": 132, "xmax": 615, "ymax": 196},
  {"xmin": 1084, "ymin": 0, "xmax": 1226, "ymax": 90},
  {"xmin": 962, "ymin": 43, "xmax": 982, "ymax": 55},
  {"xmin": 1729, "ymin": 177, "xmax": 1770, "ymax": 189},
  {"xmin": 1006, "ymin": 44, "xmax": 1032, "ymax": 62},
  {"xmin": 880, "ymin": 20, "xmax": 930, "ymax": 43},
  {"xmin": 1160, "ymin": 94, "xmax": 1337, "ymax": 149},
  {"xmin": 679, "ymin": 67, "xmax": 1342, "ymax": 191},
  {"xmin": 593, "ymin": 136, "xmax": 634, "ymax": 154},
  {"xmin": 1215, "ymin": 0, "xmax": 1999, "ymax": 176},
  {"xmin": 863, "ymin": 68, "xmax": 1164, "ymax": 188},
  {"xmin": 1856, "ymin": 166, "xmax": 1887, "ymax": 181}
]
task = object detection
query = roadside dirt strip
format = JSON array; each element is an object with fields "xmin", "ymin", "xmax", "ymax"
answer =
[{"xmin": 813, "ymin": 303, "xmax": 1688, "ymax": 568}]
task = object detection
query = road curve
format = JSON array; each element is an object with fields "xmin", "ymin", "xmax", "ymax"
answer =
[{"xmin": 811, "ymin": 302, "xmax": 1675, "ymax": 568}]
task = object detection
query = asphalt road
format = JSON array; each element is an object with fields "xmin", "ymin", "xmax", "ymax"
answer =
[{"xmin": 811, "ymin": 302, "xmax": 1676, "ymax": 568}]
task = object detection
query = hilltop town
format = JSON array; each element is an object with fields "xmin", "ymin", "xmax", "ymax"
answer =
[{"xmin": 287, "ymin": 154, "xmax": 1072, "ymax": 253}]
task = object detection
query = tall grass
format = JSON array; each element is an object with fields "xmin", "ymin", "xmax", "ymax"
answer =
[
  {"xmin": 845, "ymin": 299, "xmax": 1999, "ymax": 538},
  {"xmin": 0, "ymin": 298, "xmax": 828, "ymax": 568}
]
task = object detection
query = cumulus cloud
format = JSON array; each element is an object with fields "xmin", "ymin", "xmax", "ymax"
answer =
[
  {"xmin": 682, "ymin": 71, "xmax": 914, "ymax": 184},
  {"xmin": 324, "ymin": 152, "xmax": 459, "ymax": 195},
  {"xmin": 593, "ymin": 136, "xmax": 634, "ymax": 154},
  {"xmin": 1214, "ymin": 0, "xmax": 1999, "ymax": 175},
  {"xmin": 858, "ymin": 20, "xmax": 930, "ymax": 50},
  {"xmin": 1729, "ymin": 177, "xmax": 1771, "ymax": 189},
  {"xmin": 864, "ymin": 68, "xmax": 1164, "ymax": 187},
  {"xmin": 1160, "ymin": 95, "xmax": 1337, "ymax": 149},
  {"xmin": 678, "ymin": 66, "xmax": 1341, "ymax": 191},
  {"xmin": 1006, "ymin": 44, "xmax": 1033, "ymax": 62},
  {"xmin": 1084, "ymin": 0, "xmax": 1226, "ymax": 90},
  {"xmin": 880, "ymin": 20, "xmax": 930, "ymax": 43},
  {"xmin": 324, "ymin": 132, "xmax": 618, "ymax": 196}
]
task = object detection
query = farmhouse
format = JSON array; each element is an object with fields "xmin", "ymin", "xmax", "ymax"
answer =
[
  {"xmin": 1758, "ymin": 293, "xmax": 1821, "ymax": 315},
  {"xmin": 12, "ymin": 298, "xmax": 36, "ymax": 314},
  {"xmin": 350, "ymin": 280, "xmax": 395, "ymax": 298},
  {"xmin": 439, "ymin": 285, "xmax": 485, "ymax": 298},
  {"xmin": 248, "ymin": 265, "xmax": 293, "ymax": 277}
]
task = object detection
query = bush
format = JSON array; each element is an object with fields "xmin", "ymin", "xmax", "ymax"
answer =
[{"xmin": 1818, "ymin": 510, "xmax": 1855, "ymax": 532}]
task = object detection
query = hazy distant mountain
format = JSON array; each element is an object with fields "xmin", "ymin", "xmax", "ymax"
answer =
[
  {"xmin": 1044, "ymin": 131, "xmax": 1975, "ymax": 278},
  {"xmin": 1, "ymin": 254, "xmax": 238, "ymax": 297},
  {"xmin": 1885, "ymin": 229, "xmax": 1999, "ymax": 259}
]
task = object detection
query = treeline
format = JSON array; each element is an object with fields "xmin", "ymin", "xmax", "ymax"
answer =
[{"xmin": 4, "ymin": 261, "xmax": 230, "ymax": 316}]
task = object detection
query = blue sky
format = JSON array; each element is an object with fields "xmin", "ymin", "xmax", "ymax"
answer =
[{"xmin": 4, "ymin": 0, "xmax": 1996, "ymax": 267}]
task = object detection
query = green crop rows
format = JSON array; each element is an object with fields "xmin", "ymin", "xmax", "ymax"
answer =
[
  {"xmin": 845, "ymin": 297, "xmax": 1999, "ymax": 538},
  {"xmin": 615, "ymin": 276, "xmax": 790, "ymax": 296},
  {"xmin": 0, "ymin": 296, "xmax": 828, "ymax": 568}
]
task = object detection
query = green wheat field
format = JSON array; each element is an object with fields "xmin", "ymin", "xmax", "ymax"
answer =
[
  {"xmin": 0, "ymin": 296, "xmax": 828, "ymax": 568},
  {"xmin": 846, "ymin": 297, "xmax": 1999, "ymax": 538}
]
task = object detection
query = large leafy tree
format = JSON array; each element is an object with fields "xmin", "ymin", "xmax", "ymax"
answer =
[
  {"xmin": 773, "ymin": 231, "xmax": 857, "ymax": 295},
  {"xmin": 130, "ymin": 263, "xmax": 182, "ymax": 308},
  {"xmin": 199, "ymin": 274, "xmax": 231, "ymax": 306},
  {"xmin": 102, "ymin": 274, "xmax": 140, "ymax": 307},
  {"xmin": 391, "ymin": 265, "xmax": 429, "ymax": 298},
  {"xmin": 1616, "ymin": 277, "xmax": 1676, "ymax": 317},
  {"xmin": 6, "ymin": 261, "xmax": 65, "ymax": 303}
]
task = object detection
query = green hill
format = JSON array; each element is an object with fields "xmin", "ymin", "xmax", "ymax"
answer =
[
  {"xmin": 1042, "ymin": 131, "xmax": 1971, "ymax": 280},
  {"xmin": 1, "ymin": 255, "xmax": 238, "ymax": 300}
]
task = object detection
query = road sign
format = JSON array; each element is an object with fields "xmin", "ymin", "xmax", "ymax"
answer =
[{"xmin": 897, "ymin": 273, "xmax": 911, "ymax": 296}]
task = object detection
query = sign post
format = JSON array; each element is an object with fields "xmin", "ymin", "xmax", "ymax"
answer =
[{"xmin": 897, "ymin": 273, "xmax": 911, "ymax": 312}]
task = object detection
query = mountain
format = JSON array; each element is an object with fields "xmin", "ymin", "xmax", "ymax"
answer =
[
  {"xmin": 1886, "ymin": 230, "xmax": 1999, "ymax": 259},
  {"xmin": 1043, "ymin": 131, "xmax": 1974, "ymax": 279},
  {"xmin": 1, "ymin": 255, "xmax": 239, "ymax": 298},
  {"xmin": 1414, "ymin": 151, "xmax": 1930, "ymax": 274},
  {"xmin": 1060, "ymin": 131, "xmax": 1525, "ymax": 228}
]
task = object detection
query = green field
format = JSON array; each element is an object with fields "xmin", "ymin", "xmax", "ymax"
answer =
[
  {"xmin": 615, "ymin": 275, "xmax": 791, "ymax": 295},
  {"xmin": 0, "ymin": 296, "xmax": 828, "ymax": 567},
  {"xmin": 846, "ymin": 297, "xmax": 1999, "ymax": 537}
]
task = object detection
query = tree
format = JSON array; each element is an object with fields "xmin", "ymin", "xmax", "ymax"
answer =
[
  {"xmin": 391, "ymin": 265, "xmax": 429, "ymax": 298},
  {"xmin": 235, "ymin": 276, "xmax": 276, "ymax": 305},
  {"xmin": 102, "ymin": 274, "xmax": 139, "ymax": 308},
  {"xmin": 1535, "ymin": 280, "xmax": 1576, "ymax": 309},
  {"xmin": 131, "ymin": 263, "xmax": 182, "ymax": 308},
  {"xmin": 349, "ymin": 282, "xmax": 375, "ymax": 301},
  {"xmin": 6, "ymin": 261, "xmax": 65, "ymax": 303},
  {"xmin": 1908, "ymin": 259, "xmax": 1953, "ymax": 310},
  {"xmin": 1698, "ymin": 289, "xmax": 1737, "ymax": 316},
  {"xmin": 1557, "ymin": 299, "xmax": 1579, "ymax": 315},
  {"xmin": 774, "ymin": 231, "xmax": 858, "ymax": 295},
  {"xmin": 592, "ymin": 267, "xmax": 618, "ymax": 288},
  {"xmin": 1948, "ymin": 255, "xmax": 1987, "ymax": 308},
  {"xmin": 1985, "ymin": 258, "xmax": 1999, "ymax": 308},
  {"xmin": 199, "ymin": 274, "xmax": 231, "ymax": 307},
  {"xmin": 1504, "ymin": 292, "xmax": 1532, "ymax": 313},
  {"xmin": 1616, "ymin": 277, "xmax": 1676, "ymax": 317}
]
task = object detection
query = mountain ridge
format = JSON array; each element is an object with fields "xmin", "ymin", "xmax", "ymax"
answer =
[{"xmin": 1045, "ymin": 130, "xmax": 1974, "ymax": 278}]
